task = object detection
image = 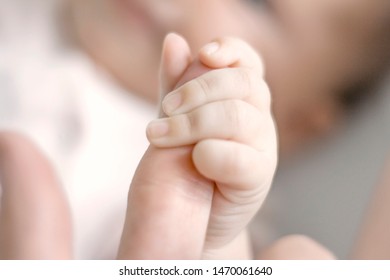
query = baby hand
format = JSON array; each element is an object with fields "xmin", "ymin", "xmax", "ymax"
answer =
[{"xmin": 147, "ymin": 35, "xmax": 278, "ymax": 256}]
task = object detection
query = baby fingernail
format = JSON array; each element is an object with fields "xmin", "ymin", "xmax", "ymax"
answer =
[
  {"xmin": 163, "ymin": 92, "xmax": 182, "ymax": 114},
  {"xmin": 147, "ymin": 119, "xmax": 169, "ymax": 139},
  {"xmin": 202, "ymin": 42, "xmax": 219, "ymax": 55}
]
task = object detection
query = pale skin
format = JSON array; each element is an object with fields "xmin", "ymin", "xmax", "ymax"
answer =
[
  {"xmin": 2, "ymin": 0, "xmax": 389, "ymax": 259},
  {"xmin": 118, "ymin": 33, "xmax": 277, "ymax": 259},
  {"xmin": 0, "ymin": 34, "xmax": 333, "ymax": 259}
]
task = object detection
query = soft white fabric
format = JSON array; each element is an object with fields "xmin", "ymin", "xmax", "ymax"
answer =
[{"xmin": 0, "ymin": 0, "xmax": 156, "ymax": 259}]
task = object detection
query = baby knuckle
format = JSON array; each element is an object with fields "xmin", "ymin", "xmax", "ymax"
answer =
[
  {"xmin": 177, "ymin": 113, "xmax": 196, "ymax": 137},
  {"xmin": 185, "ymin": 110, "xmax": 207, "ymax": 136},
  {"xmin": 239, "ymin": 69, "xmax": 266, "ymax": 99},
  {"xmin": 224, "ymin": 100, "xmax": 249, "ymax": 132},
  {"xmin": 259, "ymin": 81, "xmax": 272, "ymax": 107},
  {"xmin": 236, "ymin": 69, "xmax": 253, "ymax": 94},
  {"xmin": 193, "ymin": 76, "xmax": 211, "ymax": 101}
]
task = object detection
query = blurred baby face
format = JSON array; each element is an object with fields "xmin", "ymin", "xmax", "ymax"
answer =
[
  {"xmin": 67, "ymin": 0, "xmax": 389, "ymax": 156},
  {"xmin": 67, "ymin": 0, "xmax": 264, "ymax": 97}
]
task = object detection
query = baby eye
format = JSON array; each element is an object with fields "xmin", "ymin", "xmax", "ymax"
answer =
[
  {"xmin": 244, "ymin": 0, "xmax": 275, "ymax": 17},
  {"xmin": 337, "ymin": 80, "xmax": 375, "ymax": 112},
  {"xmin": 245, "ymin": 0, "xmax": 272, "ymax": 9}
]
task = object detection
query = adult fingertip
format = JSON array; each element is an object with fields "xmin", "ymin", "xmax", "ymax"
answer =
[{"xmin": 159, "ymin": 32, "xmax": 192, "ymax": 113}]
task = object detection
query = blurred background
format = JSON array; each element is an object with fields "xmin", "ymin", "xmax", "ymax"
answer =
[
  {"xmin": 1, "ymin": 0, "xmax": 390, "ymax": 259},
  {"xmin": 254, "ymin": 74, "xmax": 390, "ymax": 258}
]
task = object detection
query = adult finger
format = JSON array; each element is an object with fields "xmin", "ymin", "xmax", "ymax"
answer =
[
  {"xmin": 118, "ymin": 34, "xmax": 214, "ymax": 259},
  {"xmin": 159, "ymin": 33, "xmax": 192, "ymax": 117},
  {"xmin": 0, "ymin": 132, "xmax": 72, "ymax": 259},
  {"xmin": 117, "ymin": 146, "xmax": 214, "ymax": 259}
]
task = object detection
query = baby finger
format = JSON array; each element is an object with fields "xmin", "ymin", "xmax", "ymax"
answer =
[{"xmin": 147, "ymin": 100, "xmax": 266, "ymax": 148}]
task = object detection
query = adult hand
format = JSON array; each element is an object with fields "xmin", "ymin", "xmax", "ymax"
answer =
[
  {"xmin": 0, "ymin": 132, "xmax": 72, "ymax": 259},
  {"xmin": 0, "ymin": 35, "xmax": 213, "ymax": 260},
  {"xmin": 0, "ymin": 130, "xmax": 209, "ymax": 260}
]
